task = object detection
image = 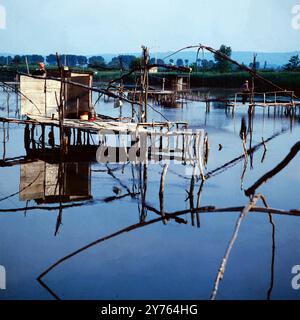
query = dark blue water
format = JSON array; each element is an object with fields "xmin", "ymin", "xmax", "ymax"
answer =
[{"xmin": 0, "ymin": 89, "xmax": 300, "ymax": 300}]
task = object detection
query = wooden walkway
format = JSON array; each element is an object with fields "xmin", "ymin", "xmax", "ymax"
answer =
[
  {"xmin": 177, "ymin": 90, "xmax": 300, "ymax": 108},
  {"xmin": 0, "ymin": 116, "xmax": 188, "ymax": 134}
]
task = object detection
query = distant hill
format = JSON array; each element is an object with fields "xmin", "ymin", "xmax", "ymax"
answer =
[{"xmin": 0, "ymin": 53, "xmax": 14, "ymax": 57}]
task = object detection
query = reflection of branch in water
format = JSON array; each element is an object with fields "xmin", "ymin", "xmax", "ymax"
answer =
[
  {"xmin": 93, "ymin": 164, "xmax": 141, "ymax": 203},
  {"xmin": 54, "ymin": 208, "xmax": 63, "ymax": 237},
  {"xmin": 92, "ymin": 163, "xmax": 128, "ymax": 173},
  {"xmin": 205, "ymin": 130, "xmax": 286, "ymax": 180},
  {"xmin": 102, "ymin": 192, "xmax": 140, "ymax": 203},
  {"xmin": 267, "ymin": 212, "xmax": 276, "ymax": 300},
  {"xmin": 38, "ymin": 276, "xmax": 61, "ymax": 300},
  {"xmin": 54, "ymin": 161, "xmax": 65, "ymax": 236},
  {"xmin": 161, "ymin": 165, "xmax": 189, "ymax": 181},
  {"xmin": 106, "ymin": 164, "xmax": 134, "ymax": 197},
  {"xmin": 195, "ymin": 180, "xmax": 205, "ymax": 228},
  {"xmin": 140, "ymin": 164, "xmax": 148, "ymax": 222},
  {"xmin": 245, "ymin": 141, "xmax": 300, "ymax": 197},
  {"xmin": 0, "ymin": 202, "xmax": 90, "ymax": 213},
  {"xmin": 186, "ymin": 166, "xmax": 201, "ymax": 228},
  {"xmin": 204, "ymin": 133, "xmax": 210, "ymax": 168},
  {"xmin": 24, "ymin": 200, "xmax": 30, "ymax": 217},
  {"xmin": 248, "ymin": 108, "xmax": 254, "ymax": 169},
  {"xmin": 37, "ymin": 214, "xmax": 169, "ymax": 300},
  {"xmin": 0, "ymin": 171, "xmax": 42, "ymax": 203},
  {"xmin": 95, "ymin": 164, "xmax": 142, "ymax": 207},
  {"xmin": 240, "ymin": 132, "xmax": 248, "ymax": 190},
  {"xmin": 252, "ymin": 196, "xmax": 277, "ymax": 300},
  {"xmin": 210, "ymin": 194, "xmax": 269, "ymax": 301},
  {"xmin": 37, "ymin": 199, "xmax": 299, "ymax": 300},
  {"xmin": 261, "ymin": 150, "xmax": 267, "ymax": 164},
  {"xmin": 2, "ymin": 122, "xmax": 7, "ymax": 160},
  {"xmin": 188, "ymin": 168, "xmax": 196, "ymax": 226}
]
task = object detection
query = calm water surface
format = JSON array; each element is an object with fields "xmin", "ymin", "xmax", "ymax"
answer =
[{"xmin": 0, "ymin": 88, "xmax": 300, "ymax": 300}]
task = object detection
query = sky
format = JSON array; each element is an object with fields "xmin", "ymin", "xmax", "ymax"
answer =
[{"xmin": 0, "ymin": 0, "xmax": 299, "ymax": 55}]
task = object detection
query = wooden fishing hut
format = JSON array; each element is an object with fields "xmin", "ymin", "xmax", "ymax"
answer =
[
  {"xmin": 0, "ymin": 48, "xmax": 208, "ymax": 170},
  {"xmin": 165, "ymin": 73, "xmax": 191, "ymax": 92},
  {"xmin": 20, "ymin": 69, "xmax": 94, "ymax": 119}
]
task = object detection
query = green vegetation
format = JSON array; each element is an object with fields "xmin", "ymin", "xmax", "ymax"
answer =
[
  {"xmin": 283, "ymin": 55, "xmax": 300, "ymax": 71},
  {"xmin": 191, "ymin": 71, "xmax": 300, "ymax": 92},
  {"xmin": 0, "ymin": 46, "xmax": 299, "ymax": 94},
  {"xmin": 151, "ymin": 71, "xmax": 300, "ymax": 93},
  {"xmin": 214, "ymin": 45, "xmax": 232, "ymax": 73}
]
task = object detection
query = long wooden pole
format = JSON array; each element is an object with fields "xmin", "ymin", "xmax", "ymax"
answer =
[
  {"xmin": 56, "ymin": 53, "xmax": 65, "ymax": 153},
  {"xmin": 210, "ymin": 194, "xmax": 269, "ymax": 300},
  {"xmin": 200, "ymin": 45, "xmax": 296, "ymax": 98},
  {"xmin": 17, "ymin": 72, "xmax": 140, "ymax": 106}
]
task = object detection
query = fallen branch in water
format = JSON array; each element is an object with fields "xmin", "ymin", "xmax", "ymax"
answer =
[
  {"xmin": 245, "ymin": 141, "xmax": 300, "ymax": 197},
  {"xmin": 145, "ymin": 203, "xmax": 300, "ymax": 218}
]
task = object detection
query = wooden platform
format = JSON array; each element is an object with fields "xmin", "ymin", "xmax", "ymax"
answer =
[{"xmin": 0, "ymin": 116, "xmax": 188, "ymax": 134}]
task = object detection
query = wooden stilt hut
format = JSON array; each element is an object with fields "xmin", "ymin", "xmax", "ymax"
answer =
[{"xmin": 20, "ymin": 69, "xmax": 94, "ymax": 120}]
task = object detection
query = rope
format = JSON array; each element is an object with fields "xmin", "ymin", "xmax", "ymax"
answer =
[
  {"xmin": 0, "ymin": 80, "xmax": 42, "ymax": 114},
  {"xmin": 0, "ymin": 171, "xmax": 42, "ymax": 203}
]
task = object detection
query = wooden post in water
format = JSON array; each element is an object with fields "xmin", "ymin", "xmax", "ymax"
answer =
[
  {"xmin": 249, "ymin": 53, "xmax": 257, "ymax": 115},
  {"xmin": 2, "ymin": 123, "xmax": 6, "ymax": 160},
  {"xmin": 77, "ymin": 129, "xmax": 82, "ymax": 145},
  {"xmin": 140, "ymin": 164, "xmax": 148, "ymax": 222},
  {"xmin": 141, "ymin": 46, "xmax": 150, "ymax": 123},
  {"xmin": 56, "ymin": 53, "xmax": 66, "ymax": 154},
  {"xmin": 159, "ymin": 164, "xmax": 169, "ymax": 225},
  {"xmin": 15, "ymin": 74, "xmax": 19, "ymax": 118},
  {"xmin": 25, "ymin": 56, "xmax": 30, "ymax": 75}
]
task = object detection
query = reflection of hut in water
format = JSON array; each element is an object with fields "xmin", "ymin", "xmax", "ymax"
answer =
[
  {"xmin": 20, "ymin": 161, "xmax": 92, "ymax": 204},
  {"xmin": 20, "ymin": 70, "xmax": 94, "ymax": 119}
]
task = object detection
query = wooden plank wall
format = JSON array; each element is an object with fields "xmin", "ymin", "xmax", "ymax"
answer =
[
  {"xmin": 20, "ymin": 75, "xmax": 60, "ymax": 118},
  {"xmin": 20, "ymin": 73, "xmax": 92, "ymax": 119},
  {"xmin": 65, "ymin": 74, "xmax": 92, "ymax": 118}
]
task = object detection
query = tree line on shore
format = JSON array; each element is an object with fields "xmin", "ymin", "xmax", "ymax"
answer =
[{"xmin": 0, "ymin": 45, "xmax": 299, "ymax": 72}]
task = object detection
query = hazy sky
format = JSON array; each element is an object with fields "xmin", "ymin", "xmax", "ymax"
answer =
[{"xmin": 0, "ymin": 0, "xmax": 299, "ymax": 54}]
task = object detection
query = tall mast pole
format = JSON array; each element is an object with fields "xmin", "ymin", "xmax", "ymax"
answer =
[{"xmin": 141, "ymin": 46, "xmax": 149, "ymax": 123}]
